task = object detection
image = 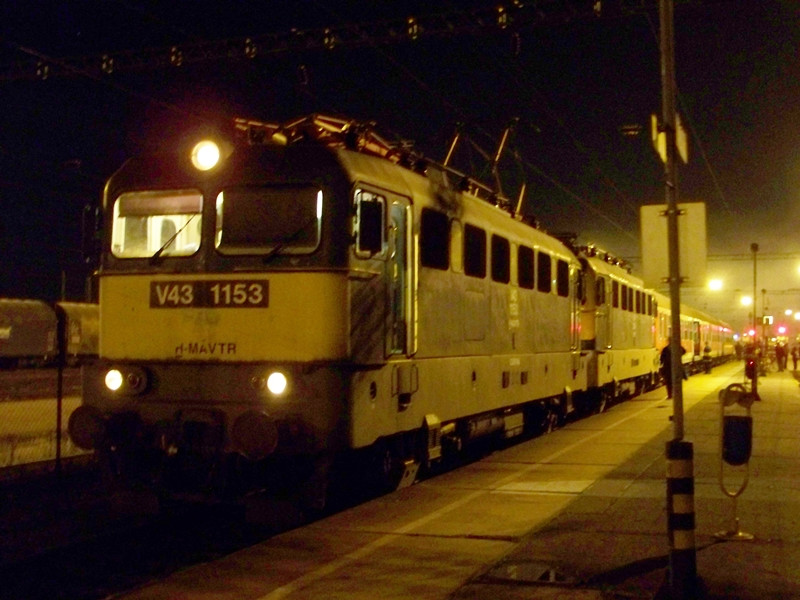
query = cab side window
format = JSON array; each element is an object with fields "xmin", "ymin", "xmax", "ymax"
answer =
[{"xmin": 420, "ymin": 208, "xmax": 449, "ymax": 270}]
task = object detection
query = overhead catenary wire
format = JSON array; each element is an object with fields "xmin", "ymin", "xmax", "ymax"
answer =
[{"xmin": 0, "ymin": 0, "xmax": 736, "ymax": 244}]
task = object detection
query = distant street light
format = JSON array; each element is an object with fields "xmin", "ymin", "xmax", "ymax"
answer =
[{"xmin": 708, "ymin": 278, "xmax": 723, "ymax": 291}]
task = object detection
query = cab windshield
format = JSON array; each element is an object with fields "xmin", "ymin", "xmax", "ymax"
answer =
[
  {"xmin": 109, "ymin": 186, "xmax": 323, "ymax": 259},
  {"xmin": 214, "ymin": 186, "xmax": 323, "ymax": 255},
  {"xmin": 111, "ymin": 190, "xmax": 203, "ymax": 258}
]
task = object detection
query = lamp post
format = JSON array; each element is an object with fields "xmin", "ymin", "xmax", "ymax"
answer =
[
  {"xmin": 751, "ymin": 244, "xmax": 758, "ymax": 337},
  {"xmin": 660, "ymin": 2, "xmax": 697, "ymax": 596},
  {"xmin": 751, "ymin": 243, "xmax": 759, "ymax": 396}
]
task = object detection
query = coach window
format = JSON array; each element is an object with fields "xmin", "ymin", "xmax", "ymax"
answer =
[
  {"xmin": 612, "ymin": 280, "xmax": 619, "ymax": 308},
  {"xmin": 537, "ymin": 251, "xmax": 551, "ymax": 293},
  {"xmin": 596, "ymin": 276, "xmax": 606, "ymax": 304},
  {"xmin": 518, "ymin": 245, "xmax": 534, "ymax": 289},
  {"xmin": 491, "ymin": 234, "xmax": 510, "ymax": 283},
  {"xmin": 628, "ymin": 288, "xmax": 634, "ymax": 312},
  {"xmin": 636, "ymin": 290, "xmax": 642, "ymax": 314},
  {"xmin": 420, "ymin": 208, "xmax": 449, "ymax": 270},
  {"xmin": 556, "ymin": 259, "xmax": 569, "ymax": 297},
  {"xmin": 621, "ymin": 285, "xmax": 628, "ymax": 310},
  {"xmin": 464, "ymin": 224, "xmax": 486, "ymax": 278}
]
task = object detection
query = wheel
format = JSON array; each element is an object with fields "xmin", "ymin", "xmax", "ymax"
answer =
[
  {"xmin": 545, "ymin": 399, "xmax": 567, "ymax": 432},
  {"xmin": 369, "ymin": 436, "xmax": 419, "ymax": 494}
]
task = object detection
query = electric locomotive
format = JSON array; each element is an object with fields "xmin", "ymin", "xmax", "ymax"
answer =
[
  {"xmin": 69, "ymin": 115, "xmax": 590, "ymax": 507},
  {"xmin": 68, "ymin": 114, "xmax": 733, "ymax": 509},
  {"xmin": 575, "ymin": 246, "xmax": 663, "ymax": 409}
]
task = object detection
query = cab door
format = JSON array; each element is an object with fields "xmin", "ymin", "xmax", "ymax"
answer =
[{"xmin": 387, "ymin": 197, "xmax": 415, "ymax": 356}]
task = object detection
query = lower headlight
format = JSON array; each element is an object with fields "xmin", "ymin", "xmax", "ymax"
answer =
[
  {"xmin": 266, "ymin": 371, "xmax": 288, "ymax": 395},
  {"xmin": 104, "ymin": 366, "xmax": 149, "ymax": 395},
  {"xmin": 105, "ymin": 369, "xmax": 123, "ymax": 391}
]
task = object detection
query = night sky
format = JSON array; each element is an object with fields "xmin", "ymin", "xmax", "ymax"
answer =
[{"xmin": 1, "ymin": 1, "xmax": 798, "ymax": 304}]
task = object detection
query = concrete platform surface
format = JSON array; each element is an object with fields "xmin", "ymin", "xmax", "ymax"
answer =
[{"xmin": 116, "ymin": 362, "xmax": 800, "ymax": 600}]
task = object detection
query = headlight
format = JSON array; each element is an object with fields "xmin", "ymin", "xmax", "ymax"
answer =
[
  {"xmin": 104, "ymin": 366, "xmax": 149, "ymax": 395},
  {"xmin": 266, "ymin": 371, "xmax": 288, "ymax": 395},
  {"xmin": 191, "ymin": 140, "xmax": 220, "ymax": 171},
  {"xmin": 105, "ymin": 369, "xmax": 123, "ymax": 391}
]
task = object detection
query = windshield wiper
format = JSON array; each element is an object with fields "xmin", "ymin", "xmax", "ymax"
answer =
[
  {"xmin": 149, "ymin": 214, "xmax": 198, "ymax": 265},
  {"xmin": 262, "ymin": 215, "xmax": 317, "ymax": 264}
]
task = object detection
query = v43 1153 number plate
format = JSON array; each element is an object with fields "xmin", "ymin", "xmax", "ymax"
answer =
[{"xmin": 150, "ymin": 280, "xmax": 269, "ymax": 308}]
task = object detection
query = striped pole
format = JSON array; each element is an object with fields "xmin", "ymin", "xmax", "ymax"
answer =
[{"xmin": 667, "ymin": 439, "xmax": 697, "ymax": 598}]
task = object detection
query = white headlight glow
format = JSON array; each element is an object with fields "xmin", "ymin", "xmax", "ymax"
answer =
[
  {"xmin": 266, "ymin": 371, "xmax": 288, "ymax": 395},
  {"xmin": 191, "ymin": 140, "xmax": 221, "ymax": 171},
  {"xmin": 105, "ymin": 369, "xmax": 124, "ymax": 392}
]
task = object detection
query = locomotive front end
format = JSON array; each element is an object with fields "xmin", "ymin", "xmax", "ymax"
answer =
[{"xmin": 70, "ymin": 133, "xmax": 354, "ymax": 503}]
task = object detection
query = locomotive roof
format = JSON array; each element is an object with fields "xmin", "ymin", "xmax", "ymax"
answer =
[
  {"xmin": 235, "ymin": 114, "xmax": 580, "ymax": 262},
  {"xmin": 577, "ymin": 246, "xmax": 639, "ymax": 281},
  {"xmin": 235, "ymin": 114, "xmax": 518, "ymax": 216}
]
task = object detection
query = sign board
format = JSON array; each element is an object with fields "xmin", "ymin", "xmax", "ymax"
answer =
[
  {"xmin": 651, "ymin": 114, "xmax": 688, "ymax": 164},
  {"xmin": 640, "ymin": 202, "xmax": 706, "ymax": 289}
]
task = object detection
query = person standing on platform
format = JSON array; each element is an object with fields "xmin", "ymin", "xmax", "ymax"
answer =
[
  {"xmin": 776, "ymin": 343, "xmax": 787, "ymax": 372},
  {"xmin": 660, "ymin": 341, "xmax": 687, "ymax": 399}
]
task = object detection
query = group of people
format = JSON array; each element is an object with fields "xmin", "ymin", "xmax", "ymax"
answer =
[
  {"xmin": 735, "ymin": 340, "xmax": 800, "ymax": 372},
  {"xmin": 660, "ymin": 339, "xmax": 800, "ymax": 399},
  {"xmin": 772, "ymin": 342, "xmax": 799, "ymax": 371}
]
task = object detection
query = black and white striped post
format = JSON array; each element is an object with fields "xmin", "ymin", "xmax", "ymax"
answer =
[{"xmin": 666, "ymin": 439, "xmax": 696, "ymax": 598}]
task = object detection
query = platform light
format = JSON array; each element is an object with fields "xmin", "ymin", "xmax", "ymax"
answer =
[
  {"xmin": 708, "ymin": 278, "xmax": 723, "ymax": 291},
  {"xmin": 191, "ymin": 140, "xmax": 221, "ymax": 171},
  {"xmin": 740, "ymin": 296, "xmax": 753, "ymax": 307}
]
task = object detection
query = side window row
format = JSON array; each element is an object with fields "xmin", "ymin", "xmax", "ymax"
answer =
[
  {"xmin": 609, "ymin": 279, "xmax": 655, "ymax": 315},
  {"xmin": 420, "ymin": 207, "xmax": 569, "ymax": 297}
]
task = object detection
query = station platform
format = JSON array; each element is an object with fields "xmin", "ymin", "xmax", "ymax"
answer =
[
  {"xmin": 110, "ymin": 361, "xmax": 799, "ymax": 600},
  {"xmin": 453, "ymin": 361, "xmax": 800, "ymax": 599}
]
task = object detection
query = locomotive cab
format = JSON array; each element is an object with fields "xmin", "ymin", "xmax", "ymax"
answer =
[{"xmin": 72, "ymin": 124, "xmax": 385, "ymax": 504}]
